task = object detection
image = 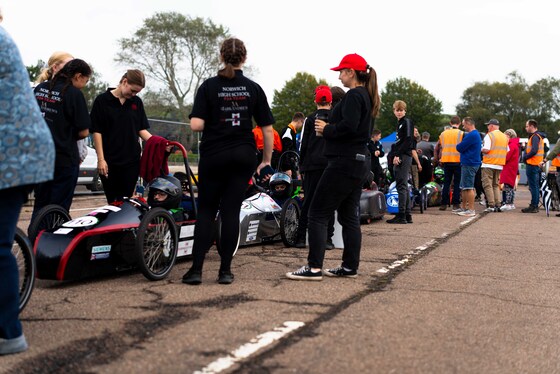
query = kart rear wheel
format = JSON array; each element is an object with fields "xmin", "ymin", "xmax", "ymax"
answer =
[
  {"xmin": 12, "ymin": 228, "xmax": 35, "ymax": 313},
  {"xmin": 280, "ymin": 198, "xmax": 300, "ymax": 247},
  {"xmin": 28, "ymin": 204, "xmax": 71, "ymax": 244},
  {"xmin": 215, "ymin": 214, "xmax": 240, "ymax": 257},
  {"xmin": 136, "ymin": 208, "xmax": 178, "ymax": 281}
]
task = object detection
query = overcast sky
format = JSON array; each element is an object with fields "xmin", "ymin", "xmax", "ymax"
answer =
[{"xmin": 2, "ymin": 0, "xmax": 559, "ymax": 115}]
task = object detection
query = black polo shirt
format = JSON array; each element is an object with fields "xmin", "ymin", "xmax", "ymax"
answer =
[{"xmin": 90, "ymin": 89, "xmax": 150, "ymax": 166}]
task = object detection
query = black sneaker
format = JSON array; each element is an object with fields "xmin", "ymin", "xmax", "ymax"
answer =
[
  {"xmin": 182, "ymin": 269, "xmax": 202, "ymax": 285},
  {"xmin": 387, "ymin": 214, "xmax": 407, "ymax": 224},
  {"xmin": 494, "ymin": 206, "xmax": 502, "ymax": 212},
  {"xmin": 323, "ymin": 266, "xmax": 357, "ymax": 278},
  {"xmin": 405, "ymin": 214, "xmax": 413, "ymax": 223},
  {"xmin": 286, "ymin": 266, "xmax": 323, "ymax": 281},
  {"xmin": 521, "ymin": 205, "xmax": 539, "ymax": 213},
  {"xmin": 325, "ymin": 240, "xmax": 335, "ymax": 250},
  {"xmin": 294, "ymin": 240, "xmax": 307, "ymax": 248},
  {"xmin": 217, "ymin": 271, "xmax": 234, "ymax": 285}
]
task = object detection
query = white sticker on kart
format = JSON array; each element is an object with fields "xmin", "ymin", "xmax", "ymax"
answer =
[
  {"xmin": 88, "ymin": 205, "xmax": 121, "ymax": 216},
  {"xmin": 180, "ymin": 225, "xmax": 195, "ymax": 238},
  {"xmin": 92, "ymin": 245, "xmax": 111, "ymax": 254},
  {"xmin": 54, "ymin": 228, "xmax": 73, "ymax": 235},
  {"xmin": 62, "ymin": 216, "xmax": 99, "ymax": 228},
  {"xmin": 246, "ymin": 220, "xmax": 259, "ymax": 241},
  {"xmin": 178, "ymin": 240, "xmax": 193, "ymax": 257}
]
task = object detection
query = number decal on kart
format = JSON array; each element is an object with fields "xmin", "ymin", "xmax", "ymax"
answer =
[{"xmin": 62, "ymin": 216, "xmax": 99, "ymax": 228}]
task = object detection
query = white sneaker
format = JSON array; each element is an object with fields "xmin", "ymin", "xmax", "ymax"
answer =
[
  {"xmin": 458, "ymin": 209, "xmax": 476, "ymax": 217},
  {"xmin": 479, "ymin": 199, "xmax": 487, "ymax": 206},
  {"xmin": 452, "ymin": 208, "xmax": 465, "ymax": 214},
  {"xmin": 500, "ymin": 204, "xmax": 513, "ymax": 211},
  {"xmin": 484, "ymin": 207, "xmax": 495, "ymax": 212}
]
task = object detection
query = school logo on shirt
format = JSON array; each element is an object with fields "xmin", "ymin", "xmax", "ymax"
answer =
[{"xmin": 232, "ymin": 113, "xmax": 240, "ymax": 126}]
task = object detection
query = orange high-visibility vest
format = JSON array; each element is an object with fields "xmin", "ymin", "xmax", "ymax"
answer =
[
  {"xmin": 551, "ymin": 154, "xmax": 560, "ymax": 167},
  {"xmin": 439, "ymin": 128, "xmax": 463, "ymax": 163},
  {"xmin": 253, "ymin": 127, "xmax": 282, "ymax": 152},
  {"xmin": 482, "ymin": 130, "xmax": 508, "ymax": 166},
  {"xmin": 526, "ymin": 133, "xmax": 544, "ymax": 166}
]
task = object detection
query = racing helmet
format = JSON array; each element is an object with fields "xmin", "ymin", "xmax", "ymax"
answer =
[
  {"xmin": 147, "ymin": 175, "xmax": 182, "ymax": 210},
  {"xmin": 269, "ymin": 172, "xmax": 292, "ymax": 200},
  {"xmin": 434, "ymin": 166, "xmax": 444, "ymax": 184}
]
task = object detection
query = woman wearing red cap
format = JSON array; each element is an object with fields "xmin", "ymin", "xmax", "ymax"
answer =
[{"xmin": 287, "ymin": 53, "xmax": 380, "ymax": 281}]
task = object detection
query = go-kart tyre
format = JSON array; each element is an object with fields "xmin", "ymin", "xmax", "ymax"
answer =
[
  {"xmin": 135, "ymin": 208, "xmax": 178, "ymax": 281},
  {"xmin": 12, "ymin": 228, "xmax": 35, "ymax": 313},
  {"xmin": 280, "ymin": 198, "xmax": 300, "ymax": 247},
  {"xmin": 214, "ymin": 214, "xmax": 240, "ymax": 257},
  {"xmin": 28, "ymin": 204, "xmax": 71, "ymax": 244}
]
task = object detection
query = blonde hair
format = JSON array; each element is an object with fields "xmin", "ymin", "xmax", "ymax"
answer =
[
  {"xmin": 504, "ymin": 129, "xmax": 517, "ymax": 138},
  {"xmin": 393, "ymin": 100, "xmax": 407, "ymax": 111},
  {"xmin": 120, "ymin": 69, "xmax": 146, "ymax": 88},
  {"xmin": 35, "ymin": 51, "xmax": 74, "ymax": 84}
]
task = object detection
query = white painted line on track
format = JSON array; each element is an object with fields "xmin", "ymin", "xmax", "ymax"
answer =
[
  {"xmin": 375, "ymin": 239, "xmax": 437, "ymax": 274},
  {"xmin": 193, "ymin": 321, "xmax": 305, "ymax": 374}
]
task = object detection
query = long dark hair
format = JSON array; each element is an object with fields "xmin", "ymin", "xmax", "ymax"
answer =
[
  {"xmin": 356, "ymin": 66, "xmax": 380, "ymax": 118},
  {"xmin": 48, "ymin": 59, "xmax": 92, "ymax": 98},
  {"xmin": 218, "ymin": 38, "xmax": 247, "ymax": 79}
]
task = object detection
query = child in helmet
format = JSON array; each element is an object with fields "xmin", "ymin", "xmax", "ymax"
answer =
[
  {"xmin": 269, "ymin": 172, "xmax": 292, "ymax": 204},
  {"xmin": 147, "ymin": 175, "xmax": 182, "ymax": 211}
]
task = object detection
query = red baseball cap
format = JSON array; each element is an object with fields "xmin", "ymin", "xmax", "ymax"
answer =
[
  {"xmin": 330, "ymin": 53, "xmax": 368, "ymax": 72},
  {"xmin": 314, "ymin": 85, "xmax": 332, "ymax": 103}
]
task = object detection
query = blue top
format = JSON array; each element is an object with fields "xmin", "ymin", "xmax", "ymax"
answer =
[
  {"xmin": 0, "ymin": 26, "xmax": 55, "ymax": 190},
  {"xmin": 456, "ymin": 129, "xmax": 482, "ymax": 166}
]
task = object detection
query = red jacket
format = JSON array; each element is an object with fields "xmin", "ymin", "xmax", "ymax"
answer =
[{"xmin": 499, "ymin": 137, "xmax": 520, "ymax": 186}]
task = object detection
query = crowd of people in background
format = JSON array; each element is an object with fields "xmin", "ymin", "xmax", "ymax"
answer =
[{"xmin": 3, "ymin": 8, "xmax": 560, "ymax": 357}]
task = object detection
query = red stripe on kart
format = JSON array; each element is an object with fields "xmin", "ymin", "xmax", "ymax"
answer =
[{"xmin": 56, "ymin": 224, "xmax": 138, "ymax": 280}]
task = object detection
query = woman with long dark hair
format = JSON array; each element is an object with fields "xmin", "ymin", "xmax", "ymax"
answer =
[
  {"xmin": 182, "ymin": 37, "xmax": 274, "ymax": 285},
  {"xmin": 287, "ymin": 53, "xmax": 380, "ymax": 281},
  {"xmin": 31, "ymin": 59, "xmax": 92, "ymax": 220}
]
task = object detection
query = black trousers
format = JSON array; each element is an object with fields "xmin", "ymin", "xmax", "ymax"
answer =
[
  {"xmin": 442, "ymin": 162, "xmax": 461, "ymax": 205},
  {"xmin": 100, "ymin": 162, "xmax": 139, "ymax": 203},
  {"xmin": 307, "ymin": 158, "xmax": 368, "ymax": 270},
  {"xmin": 297, "ymin": 169, "xmax": 334, "ymax": 242},
  {"xmin": 32, "ymin": 164, "xmax": 79, "ymax": 221},
  {"xmin": 190, "ymin": 145, "xmax": 256, "ymax": 273}
]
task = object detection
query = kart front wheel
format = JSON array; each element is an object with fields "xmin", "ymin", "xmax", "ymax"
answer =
[
  {"xmin": 12, "ymin": 228, "xmax": 35, "ymax": 313},
  {"xmin": 28, "ymin": 204, "xmax": 71, "ymax": 244},
  {"xmin": 280, "ymin": 198, "xmax": 300, "ymax": 247},
  {"xmin": 136, "ymin": 208, "xmax": 178, "ymax": 281}
]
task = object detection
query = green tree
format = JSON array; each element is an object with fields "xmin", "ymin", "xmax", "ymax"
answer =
[
  {"xmin": 271, "ymin": 72, "xmax": 329, "ymax": 131},
  {"xmin": 26, "ymin": 60, "xmax": 45, "ymax": 83},
  {"xmin": 456, "ymin": 71, "xmax": 560, "ymax": 138},
  {"xmin": 377, "ymin": 77, "xmax": 443, "ymax": 137},
  {"xmin": 115, "ymin": 12, "xmax": 228, "ymax": 128},
  {"xmin": 82, "ymin": 70, "xmax": 109, "ymax": 111}
]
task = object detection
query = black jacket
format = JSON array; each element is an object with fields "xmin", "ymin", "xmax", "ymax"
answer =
[
  {"xmin": 393, "ymin": 117, "xmax": 414, "ymax": 157},
  {"xmin": 299, "ymin": 109, "xmax": 329, "ymax": 172}
]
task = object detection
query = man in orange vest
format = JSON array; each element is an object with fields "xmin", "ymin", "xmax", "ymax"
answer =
[
  {"xmin": 434, "ymin": 116, "xmax": 463, "ymax": 211},
  {"xmin": 522, "ymin": 119, "xmax": 546, "ymax": 213},
  {"xmin": 541, "ymin": 131, "xmax": 560, "ymax": 217},
  {"xmin": 253, "ymin": 126, "xmax": 282, "ymax": 169},
  {"xmin": 480, "ymin": 119, "xmax": 508, "ymax": 212}
]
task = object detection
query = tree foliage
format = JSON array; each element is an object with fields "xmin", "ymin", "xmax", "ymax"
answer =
[
  {"xmin": 115, "ymin": 12, "xmax": 229, "ymax": 125},
  {"xmin": 26, "ymin": 60, "xmax": 44, "ymax": 83},
  {"xmin": 271, "ymin": 72, "xmax": 329, "ymax": 131},
  {"xmin": 457, "ymin": 71, "xmax": 560, "ymax": 140},
  {"xmin": 82, "ymin": 70, "xmax": 109, "ymax": 111},
  {"xmin": 377, "ymin": 77, "xmax": 443, "ymax": 137}
]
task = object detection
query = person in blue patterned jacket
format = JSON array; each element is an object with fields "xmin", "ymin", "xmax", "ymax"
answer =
[{"xmin": 0, "ymin": 22, "xmax": 55, "ymax": 355}]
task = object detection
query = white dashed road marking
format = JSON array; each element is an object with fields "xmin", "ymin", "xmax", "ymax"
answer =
[{"xmin": 194, "ymin": 321, "xmax": 305, "ymax": 374}]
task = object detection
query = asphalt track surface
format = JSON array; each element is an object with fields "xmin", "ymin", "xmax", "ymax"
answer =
[{"xmin": 4, "ymin": 185, "xmax": 559, "ymax": 373}]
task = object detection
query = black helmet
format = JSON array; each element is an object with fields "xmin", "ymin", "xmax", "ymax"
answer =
[
  {"xmin": 147, "ymin": 175, "xmax": 182, "ymax": 210},
  {"xmin": 269, "ymin": 172, "xmax": 292, "ymax": 200}
]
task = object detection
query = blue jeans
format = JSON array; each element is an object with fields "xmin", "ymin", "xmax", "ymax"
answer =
[
  {"xmin": 526, "ymin": 164, "xmax": 541, "ymax": 207},
  {"xmin": 0, "ymin": 187, "xmax": 26, "ymax": 339},
  {"xmin": 460, "ymin": 165, "xmax": 479, "ymax": 190}
]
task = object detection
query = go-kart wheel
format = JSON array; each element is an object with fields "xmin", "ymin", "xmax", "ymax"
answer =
[
  {"xmin": 12, "ymin": 228, "xmax": 35, "ymax": 313},
  {"xmin": 135, "ymin": 208, "xmax": 178, "ymax": 281},
  {"xmin": 28, "ymin": 204, "xmax": 71, "ymax": 244},
  {"xmin": 214, "ymin": 214, "xmax": 240, "ymax": 257},
  {"xmin": 280, "ymin": 198, "xmax": 300, "ymax": 247}
]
